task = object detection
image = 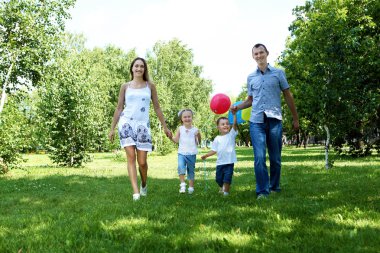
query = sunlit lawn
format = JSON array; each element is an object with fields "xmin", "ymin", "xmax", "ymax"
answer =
[{"xmin": 1, "ymin": 146, "xmax": 379, "ymax": 252}]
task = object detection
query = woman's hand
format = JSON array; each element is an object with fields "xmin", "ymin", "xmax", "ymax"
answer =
[
  {"xmin": 164, "ymin": 127, "xmax": 173, "ymax": 139},
  {"xmin": 108, "ymin": 129, "xmax": 115, "ymax": 142}
]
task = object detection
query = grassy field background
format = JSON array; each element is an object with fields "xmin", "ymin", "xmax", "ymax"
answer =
[{"xmin": 1, "ymin": 146, "xmax": 379, "ymax": 252}]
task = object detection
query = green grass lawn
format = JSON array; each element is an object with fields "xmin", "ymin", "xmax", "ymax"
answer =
[{"xmin": 1, "ymin": 146, "xmax": 379, "ymax": 253}]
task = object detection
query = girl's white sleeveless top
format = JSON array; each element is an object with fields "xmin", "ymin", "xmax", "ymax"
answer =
[{"xmin": 178, "ymin": 126, "xmax": 198, "ymax": 155}]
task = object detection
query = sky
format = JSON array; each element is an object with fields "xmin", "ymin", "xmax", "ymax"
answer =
[{"xmin": 66, "ymin": 0, "xmax": 306, "ymax": 97}]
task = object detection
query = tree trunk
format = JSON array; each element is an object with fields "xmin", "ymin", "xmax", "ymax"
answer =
[
  {"xmin": 0, "ymin": 63, "xmax": 14, "ymax": 114},
  {"xmin": 324, "ymin": 125, "xmax": 330, "ymax": 169},
  {"xmin": 0, "ymin": 158, "xmax": 8, "ymax": 174}
]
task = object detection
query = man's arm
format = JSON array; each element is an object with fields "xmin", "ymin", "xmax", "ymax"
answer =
[
  {"xmin": 283, "ymin": 89, "xmax": 299, "ymax": 131},
  {"xmin": 230, "ymin": 96, "xmax": 253, "ymax": 114}
]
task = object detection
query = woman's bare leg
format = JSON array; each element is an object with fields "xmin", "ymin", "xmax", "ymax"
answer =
[
  {"xmin": 136, "ymin": 149, "xmax": 148, "ymax": 187},
  {"xmin": 125, "ymin": 146, "xmax": 139, "ymax": 194}
]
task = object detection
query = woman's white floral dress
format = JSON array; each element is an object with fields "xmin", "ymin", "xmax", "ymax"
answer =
[{"xmin": 118, "ymin": 82, "xmax": 152, "ymax": 151}]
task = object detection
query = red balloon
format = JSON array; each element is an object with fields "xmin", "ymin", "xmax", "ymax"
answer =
[{"xmin": 210, "ymin": 93, "xmax": 231, "ymax": 114}]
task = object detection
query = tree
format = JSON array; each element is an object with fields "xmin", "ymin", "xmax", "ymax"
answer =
[
  {"xmin": 280, "ymin": 0, "xmax": 379, "ymax": 156},
  {"xmin": 38, "ymin": 35, "xmax": 102, "ymax": 166},
  {"xmin": 0, "ymin": 0, "xmax": 76, "ymax": 113},
  {"xmin": 0, "ymin": 0, "xmax": 75, "ymax": 171},
  {"xmin": 0, "ymin": 96, "xmax": 28, "ymax": 173}
]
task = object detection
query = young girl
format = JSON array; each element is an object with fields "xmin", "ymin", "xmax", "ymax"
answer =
[
  {"xmin": 201, "ymin": 113, "xmax": 237, "ymax": 196},
  {"xmin": 109, "ymin": 57, "xmax": 172, "ymax": 201},
  {"xmin": 171, "ymin": 109, "xmax": 201, "ymax": 194}
]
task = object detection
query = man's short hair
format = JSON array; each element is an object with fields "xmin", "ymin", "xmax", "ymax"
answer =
[{"xmin": 252, "ymin": 43, "xmax": 269, "ymax": 54}]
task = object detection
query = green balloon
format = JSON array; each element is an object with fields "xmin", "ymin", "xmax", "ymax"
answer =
[{"xmin": 241, "ymin": 107, "xmax": 251, "ymax": 121}]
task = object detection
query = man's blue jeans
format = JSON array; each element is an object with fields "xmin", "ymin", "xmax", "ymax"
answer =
[{"xmin": 249, "ymin": 117, "xmax": 282, "ymax": 196}]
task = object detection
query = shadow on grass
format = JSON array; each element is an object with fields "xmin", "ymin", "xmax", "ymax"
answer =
[
  {"xmin": 1, "ymin": 160, "xmax": 379, "ymax": 253},
  {"xmin": 235, "ymin": 147, "xmax": 329, "ymax": 163}
]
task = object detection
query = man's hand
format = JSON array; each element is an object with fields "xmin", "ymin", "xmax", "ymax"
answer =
[{"xmin": 230, "ymin": 105, "xmax": 238, "ymax": 114}]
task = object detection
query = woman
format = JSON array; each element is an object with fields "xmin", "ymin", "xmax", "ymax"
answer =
[{"xmin": 109, "ymin": 57, "xmax": 172, "ymax": 201}]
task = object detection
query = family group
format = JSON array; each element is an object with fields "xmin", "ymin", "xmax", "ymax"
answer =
[{"xmin": 108, "ymin": 44, "xmax": 299, "ymax": 201}]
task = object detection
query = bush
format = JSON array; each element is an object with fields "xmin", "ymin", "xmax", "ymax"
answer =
[{"xmin": 0, "ymin": 96, "xmax": 27, "ymax": 173}]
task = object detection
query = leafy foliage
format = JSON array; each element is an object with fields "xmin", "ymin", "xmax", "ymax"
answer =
[
  {"xmin": 280, "ymin": 0, "xmax": 380, "ymax": 156},
  {"xmin": 0, "ymin": 0, "xmax": 75, "ymax": 171},
  {"xmin": 0, "ymin": 0, "xmax": 76, "ymax": 93},
  {"xmin": 38, "ymin": 37, "xmax": 103, "ymax": 166},
  {"xmin": 0, "ymin": 96, "xmax": 27, "ymax": 173}
]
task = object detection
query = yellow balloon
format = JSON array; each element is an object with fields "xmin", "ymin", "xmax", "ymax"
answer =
[{"xmin": 241, "ymin": 107, "xmax": 251, "ymax": 121}]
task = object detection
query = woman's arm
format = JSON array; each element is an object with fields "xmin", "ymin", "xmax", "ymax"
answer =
[
  {"xmin": 150, "ymin": 83, "xmax": 173, "ymax": 138},
  {"xmin": 108, "ymin": 83, "xmax": 127, "ymax": 141}
]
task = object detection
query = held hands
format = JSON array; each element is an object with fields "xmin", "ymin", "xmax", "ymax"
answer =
[
  {"xmin": 230, "ymin": 105, "xmax": 238, "ymax": 114},
  {"xmin": 164, "ymin": 127, "xmax": 173, "ymax": 139},
  {"xmin": 201, "ymin": 155, "xmax": 207, "ymax": 160}
]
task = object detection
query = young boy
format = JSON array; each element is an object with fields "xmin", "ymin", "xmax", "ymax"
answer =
[{"xmin": 201, "ymin": 113, "xmax": 237, "ymax": 196}]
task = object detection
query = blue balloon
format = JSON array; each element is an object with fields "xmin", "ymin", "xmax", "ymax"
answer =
[{"xmin": 228, "ymin": 101, "xmax": 245, "ymax": 124}]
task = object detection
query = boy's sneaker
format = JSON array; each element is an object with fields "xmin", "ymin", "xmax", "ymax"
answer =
[
  {"xmin": 188, "ymin": 187, "xmax": 194, "ymax": 194},
  {"xmin": 140, "ymin": 185, "xmax": 147, "ymax": 196},
  {"xmin": 223, "ymin": 191, "xmax": 229, "ymax": 196},
  {"xmin": 179, "ymin": 182, "xmax": 186, "ymax": 193},
  {"xmin": 133, "ymin": 193, "xmax": 140, "ymax": 201}
]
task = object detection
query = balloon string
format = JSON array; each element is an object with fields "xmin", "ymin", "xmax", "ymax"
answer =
[{"xmin": 203, "ymin": 160, "xmax": 207, "ymax": 191}]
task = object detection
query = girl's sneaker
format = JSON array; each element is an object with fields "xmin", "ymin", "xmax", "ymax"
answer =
[
  {"xmin": 179, "ymin": 182, "xmax": 186, "ymax": 193},
  {"xmin": 133, "ymin": 193, "xmax": 140, "ymax": 201},
  {"xmin": 188, "ymin": 187, "xmax": 194, "ymax": 194}
]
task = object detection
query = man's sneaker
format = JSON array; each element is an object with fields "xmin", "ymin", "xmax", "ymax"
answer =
[
  {"xmin": 133, "ymin": 193, "xmax": 140, "ymax": 201},
  {"xmin": 257, "ymin": 194, "xmax": 268, "ymax": 200},
  {"xmin": 223, "ymin": 191, "xmax": 229, "ymax": 196},
  {"xmin": 179, "ymin": 182, "xmax": 186, "ymax": 193},
  {"xmin": 140, "ymin": 185, "xmax": 147, "ymax": 196},
  {"xmin": 188, "ymin": 187, "xmax": 194, "ymax": 194}
]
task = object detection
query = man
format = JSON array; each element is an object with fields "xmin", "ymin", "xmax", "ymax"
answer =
[{"xmin": 230, "ymin": 43, "xmax": 299, "ymax": 199}]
